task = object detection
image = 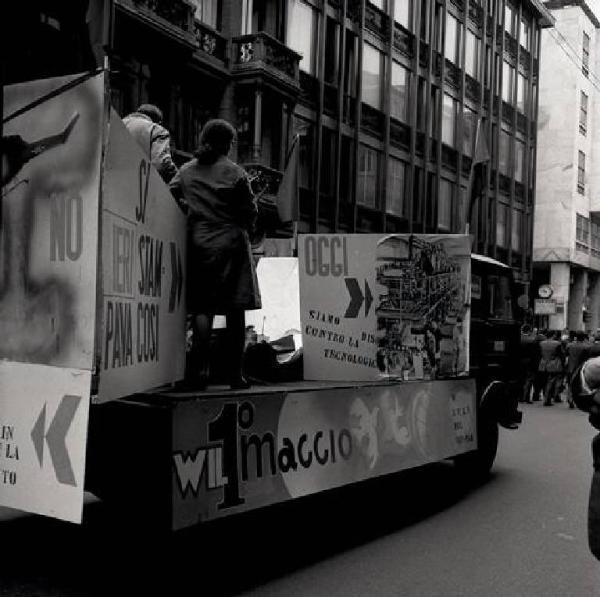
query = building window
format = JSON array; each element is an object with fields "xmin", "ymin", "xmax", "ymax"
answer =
[
  {"xmin": 361, "ymin": 43, "xmax": 384, "ymax": 111},
  {"xmin": 295, "ymin": 116, "xmax": 315, "ymax": 190},
  {"xmin": 520, "ymin": 17, "xmax": 530, "ymax": 50},
  {"xmin": 445, "ymin": 13, "xmax": 460, "ymax": 64},
  {"xmin": 287, "ymin": 0, "xmax": 317, "ymax": 74},
  {"xmin": 497, "ymin": 204, "xmax": 508, "ymax": 247},
  {"xmin": 516, "ymin": 73, "xmax": 527, "ymax": 113},
  {"xmin": 578, "ymin": 150, "xmax": 586, "ymax": 194},
  {"xmin": 386, "ymin": 157, "xmax": 406, "ymax": 217},
  {"xmin": 502, "ymin": 61, "xmax": 514, "ymax": 104},
  {"xmin": 511, "ymin": 208, "xmax": 522, "ymax": 252},
  {"xmin": 438, "ymin": 179, "xmax": 453, "ymax": 230},
  {"xmin": 592, "ymin": 221, "xmax": 600, "ymax": 257},
  {"xmin": 394, "ymin": 0, "xmax": 411, "ymax": 29},
  {"xmin": 192, "ymin": 0, "xmax": 219, "ymax": 29},
  {"xmin": 462, "ymin": 107, "xmax": 477, "ymax": 156},
  {"xmin": 583, "ymin": 32, "xmax": 590, "ymax": 76},
  {"xmin": 442, "ymin": 93, "xmax": 457, "ymax": 147},
  {"xmin": 390, "ymin": 61, "xmax": 409, "ymax": 122},
  {"xmin": 504, "ymin": 3, "xmax": 515, "ymax": 36},
  {"xmin": 369, "ymin": 0, "xmax": 387, "ymax": 11},
  {"xmin": 357, "ymin": 144, "xmax": 380, "ymax": 208},
  {"xmin": 580, "ymin": 91, "xmax": 588, "ymax": 135},
  {"xmin": 465, "ymin": 30, "xmax": 479, "ymax": 79},
  {"xmin": 324, "ymin": 17, "xmax": 339, "ymax": 85},
  {"xmin": 514, "ymin": 140, "xmax": 525, "ymax": 182},
  {"xmin": 577, "ymin": 213, "xmax": 590, "ymax": 244},
  {"xmin": 499, "ymin": 130, "xmax": 511, "ymax": 177}
]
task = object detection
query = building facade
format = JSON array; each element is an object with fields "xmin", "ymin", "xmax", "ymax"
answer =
[
  {"xmin": 5, "ymin": 0, "xmax": 553, "ymax": 300},
  {"xmin": 534, "ymin": 0, "xmax": 600, "ymax": 331}
]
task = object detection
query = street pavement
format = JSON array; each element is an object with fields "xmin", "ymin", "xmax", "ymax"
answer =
[{"xmin": 0, "ymin": 401, "xmax": 599, "ymax": 596}]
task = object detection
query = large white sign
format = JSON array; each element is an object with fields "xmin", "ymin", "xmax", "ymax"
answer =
[
  {"xmin": 97, "ymin": 111, "xmax": 187, "ymax": 401},
  {"xmin": 298, "ymin": 234, "xmax": 471, "ymax": 382},
  {"xmin": 0, "ymin": 361, "xmax": 90, "ymax": 523}
]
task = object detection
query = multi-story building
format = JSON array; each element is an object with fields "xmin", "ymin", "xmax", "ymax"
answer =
[
  {"xmin": 5, "ymin": 0, "xmax": 554, "ymax": 300},
  {"xmin": 534, "ymin": 0, "xmax": 600, "ymax": 331}
]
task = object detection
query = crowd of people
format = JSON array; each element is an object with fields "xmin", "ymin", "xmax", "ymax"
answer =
[{"xmin": 519, "ymin": 325, "xmax": 600, "ymax": 407}]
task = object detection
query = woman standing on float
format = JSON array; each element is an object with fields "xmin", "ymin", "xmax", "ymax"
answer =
[{"xmin": 170, "ymin": 119, "xmax": 261, "ymax": 389}]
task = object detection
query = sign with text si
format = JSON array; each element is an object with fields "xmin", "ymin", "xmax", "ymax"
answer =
[
  {"xmin": 298, "ymin": 234, "xmax": 471, "ymax": 382},
  {"xmin": 98, "ymin": 111, "xmax": 186, "ymax": 401},
  {"xmin": 1, "ymin": 73, "xmax": 104, "ymax": 370},
  {"xmin": 0, "ymin": 361, "xmax": 90, "ymax": 523}
]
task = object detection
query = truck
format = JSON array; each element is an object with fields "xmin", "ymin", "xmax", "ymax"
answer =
[{"xmin": 0, "ymin": 71, "xmax": 522, "ymax": 530}]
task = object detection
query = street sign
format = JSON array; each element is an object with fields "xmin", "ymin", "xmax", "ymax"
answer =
[{"xmin": 534, "ymin": 298, "xmax": 557, "ymax": 315}]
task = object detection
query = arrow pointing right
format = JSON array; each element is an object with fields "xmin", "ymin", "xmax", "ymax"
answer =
[{"xmin": 344, "ymin": 278, "xmax": 364, "ymax": 318}]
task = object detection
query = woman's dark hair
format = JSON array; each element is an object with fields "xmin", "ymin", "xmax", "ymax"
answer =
[
  {"xmin": 195, "ymin": 119, "xmax": 236, "ymax": 164},
  {"xmin": 137, "ymin": 104, "xmax": 163, "ymax": 124}
]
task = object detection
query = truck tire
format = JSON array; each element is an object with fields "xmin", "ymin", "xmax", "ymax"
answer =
[{"xmin": 453, "ymin": 409, "xmax": 499, "ymax": 480}]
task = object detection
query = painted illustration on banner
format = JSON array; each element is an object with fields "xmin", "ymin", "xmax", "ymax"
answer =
[
  {"xmin": 1, "ymin": 73, "xmax": 104, "ymax": 369},
  {"xmin": 170, "ymin": 378, "xmax": 476, "ymax": 529},
  {"xmin": 0, "ymin": 361, "xmax": 90, "ymax": 523},
  {"xmin": 98, "ymin": 110, "xmax": 186, "ymax": 402},
  {"xmin": 376, "ymin": 234, "xmax": 470, "ymax": 380},
  {"xmin": 298, "ymin": 234, "xmax": 470, "ymax": 382}
]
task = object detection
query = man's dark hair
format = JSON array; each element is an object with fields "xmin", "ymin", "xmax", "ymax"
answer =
[
  {"xmin": 521, "ymin": 324, "xmax": 532, "ymax": 334},
  {"xmin": 137, "ymin": 104, "xmax": 164, "ymax": 124},
  {"xmin": 576, "ymin": 330, "xmax": 587, "ymax": 341}
]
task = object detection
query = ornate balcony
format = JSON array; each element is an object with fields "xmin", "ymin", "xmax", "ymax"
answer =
[
  {"xmin": 232, "ymin": 32, "xmax": 301, "ymax": 97},
  {"xmin": 193, "ymin": 20, "xmax": 226, "ymax": 63},
  {"xmin": 117, "ymin": 0, "xmax": 196, "ymax": 46},
  {"xmin": 504, "ymin": 32, "xmax": 518, "ymax": 62},
  {"xmin": 468, "ymin": 2, "xmax": 484, "ymax": 29},
  {"xmin": 501, "ymin": 101, "xmax": 515, "ymax": 124},
  {"xmin": 445, "ymin": 60, "xmax": 461, "ymax": 89}
]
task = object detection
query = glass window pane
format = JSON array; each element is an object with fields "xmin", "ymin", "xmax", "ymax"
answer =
[
  {"xmin": 497, "ymin": 204, "xmax": 507, "ymax": 247},
  {"xmin": 499, "ymin": 130, "xmax": 510, "ymax": 176},
  {"xmin": 394, "ymin": 0, "xmax": 411, "ymax": 29},
  {"xmin": 517, "ymin": 73, "xmax": 526, "ymax": 112},
  {"xmin": 515, "ymin": 140, "xmax": 524, "ymax": 182},
  {"xmin": 386, "ymin": 157, "xmax": 406, "ymax": 216},
  {"xmin": 465, "ymin": 30, "xmax": 478, "ymax": 78},
  {"xmin": 390, "ymin": 61, "xmax": 409, "ymax": 122},
  {"xmin": 362, "ymin": 43, "xmax": 383, "ymax": 110},
  {"xmin": 442, "ymin": 94, "xmax": 456, "ymax": 146},
  {"xmin": 357, "ymin": 145, "xmax": 379, "ymax": 207},
  {"xmin": 445, "ymin": 14, "xmax": 459, "ymax": 63},
  {"xmin": 438, "ymin": 179, "xmax": 453, "ymax": 230},
  {"xmin": 511, "ymin": 209, "xmax": 522, "ymax": 251},
  {"xmin": 287, "ymin": 0, "xmax": 315, "ymax": 74}
]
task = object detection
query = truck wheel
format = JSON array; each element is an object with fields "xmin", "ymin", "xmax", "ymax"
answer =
[{"xmin": 453, "ymin": 410, "xmax": 498, "ymax": 480}]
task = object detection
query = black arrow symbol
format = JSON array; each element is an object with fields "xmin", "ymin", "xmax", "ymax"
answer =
[
  {"xmin": 30, "ymin": 395, "xmax": 81, "ymax": 487},
  {"xmin": 345, "ymin": 278, "xmax": 373, "ymax": 318},
  {"xmin": 169, "ymin": 241, "xmax": 183, "ymax": 312}
]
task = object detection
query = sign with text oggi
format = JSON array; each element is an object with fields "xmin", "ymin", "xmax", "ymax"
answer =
[{"xmin": 298, "ymin": 234, "xmax": 471, "ymax": 382}]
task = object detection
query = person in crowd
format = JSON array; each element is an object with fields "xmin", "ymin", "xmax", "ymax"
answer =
[
  {"xmin": 519, "ymin": 324, "xmax": 541, "ymax": 404},
  {"xmin": 169, "ymin": 119, "xmax": 261, "ymax": 390},
  {"xmin": 539, "ymin": 330, "xmax": 565, "ymax": 406},
  {"xmin": 566, "ymin": 330, "xmax": 592, "ymax": 408},
  {"xmin": 123, "ymin": 103, "xmax": 178, "ymax": 183},
  {"xmin": 570, "ymin": 355, "xmax": 600, "ymax": 560},
  {"xmin": 589, "ymin": 332, "xmax": 600, "ymax": 359}
]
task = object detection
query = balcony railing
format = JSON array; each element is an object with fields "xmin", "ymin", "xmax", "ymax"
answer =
[
  {"xmin": 465, "ymin": 74, "xmax": 481, "ymax": 102},
  {"xmin": 300, "ymin": 71, "xmax": 319, "ymax": 105},
  {"xmin": 232, "ymin": 32, "xmax": 300, "ymax": 88},
  {"xmin": 193, "ymin": 20, "xmax": 226, "ymax": 62},
  {"xmin": 365, "ymin": 2, "xmax": 390, "ymax": 39},
  {"xmin": 504, "ymin": 32, "xmax": 518, "ymax": 62},
  {"xmin": 393, "ymin": 24, "xmax": 414, "ymax": 58},
  {"xmin": 120, "ymin": 0, "xmax": 195, "ymax": 44},
  {"xmin": 361, "ymin": 103, "xmax": 385, "ymax": 137},
  {"xmin": 468, "ymin": 2, "xmax": 484, "ymax": 29},
  {"xmin": 501, "ymin": 101, "xmax": 515, "ymax": 124},
  {"xmin": 445, "ymin": 60, "xmax": 461, "ymax": 89},
  {"xmin": 390, "ymin": 117, "xmax": 410, "ymax": 149}
]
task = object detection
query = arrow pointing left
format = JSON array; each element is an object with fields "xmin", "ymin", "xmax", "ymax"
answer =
[{"xmin": 30, "ymin": 394, "xmax": 81, "ymax": 487}]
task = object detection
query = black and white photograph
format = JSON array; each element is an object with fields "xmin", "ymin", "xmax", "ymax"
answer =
[{"xmin": 2, "ymin": 0, "xmax": 600, "ymax": 595}]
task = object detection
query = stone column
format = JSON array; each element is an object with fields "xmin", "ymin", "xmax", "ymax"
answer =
[
  {"xmin": 568, "ymin": 268, "xmax": 587, "ymax": 331},
  {"xmin": 252, "ymin": 87, "xmax": 263, "ymax": 161},
  {"xmin": 549, "ymin": 262, "xmax": 570, "ymax": 330},
  {"xmin": 589, "ymin": 272, "xmax": 600, "ymax": 332}
]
